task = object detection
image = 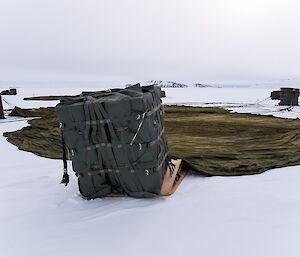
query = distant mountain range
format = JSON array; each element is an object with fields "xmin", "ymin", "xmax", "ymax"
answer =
[
  {"xmin": 148, "ymin": 80, "xmax": 216, "ymax": 88},
  {"xmin": 148, "ymin": 78, "xmax": 300, "ymax": 89},
  {"xmin": 148, "ymin": 80, "xmax": 188, "ymax": 88}
]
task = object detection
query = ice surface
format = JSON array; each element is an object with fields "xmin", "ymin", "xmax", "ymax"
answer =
[
  {"xmin": 1, "ymin": 87, "xmax": 300, "ymax": 257},
  {"xmin": 163, "ymin": 87, "xmax": 300, "ymax": 119}
]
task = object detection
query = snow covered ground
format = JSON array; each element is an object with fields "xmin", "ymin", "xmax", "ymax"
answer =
[
  {"xmin": 1, "ymin": 87, "xmax": 300, "ymax": 257},
  {"xmin": 163, "ymin": 87, "xmax": 300, "ymax": 119}
]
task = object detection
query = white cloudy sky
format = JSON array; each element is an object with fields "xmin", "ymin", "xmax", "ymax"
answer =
[{"xmin": 0, "ymin": 0, "xmax": 299, "ymax": 84}]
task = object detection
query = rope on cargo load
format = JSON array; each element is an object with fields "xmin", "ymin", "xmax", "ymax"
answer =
[
  {"xmin": 130, "ymin": 112, "xmax": 146, "ymax": 145},
  {"xmin": 255, "ymin": 96, "xmax": 271, "ymax": 105},
  {"xmin": 1, "ymin": 97, "xmax": 16, "ymax": 109},
  {"xmin": 236, "ymin": 97, "xmax": 271, "ymax": 108}
]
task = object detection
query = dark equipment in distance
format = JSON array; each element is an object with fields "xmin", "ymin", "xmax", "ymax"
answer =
[
  {"xmin": 0, "ymin": 88, "xmax": 17, "ymax": 119},
  {"xmin": 0, "ymin": 88, "xmax": 17, "ymax": 95},
  {"xmin": 56, "ymin": 84, "xmax": 176, "ymax": 199},
  {"xmin": 271, "ymin": 87, "xmax": 299, "ymax": 106}
]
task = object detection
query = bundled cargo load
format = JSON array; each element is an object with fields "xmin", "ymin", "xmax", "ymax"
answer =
[{"xmin": 56, "ymin": 84, "xmax": 175, "ymax": 199}]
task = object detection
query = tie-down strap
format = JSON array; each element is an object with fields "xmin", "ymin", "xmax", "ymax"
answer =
[
  {"xmin": 75, "ymin": 128, "xmax": 165, "ymax": 153},
  {"xmin": 78, "ymin": 151, "xmax": 170, "ymax": 177},
  {"xmin": 62, "ymin": 103, "xmax": 162, "ymax": 128}
]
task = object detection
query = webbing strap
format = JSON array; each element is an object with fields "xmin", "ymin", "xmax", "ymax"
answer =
[
  {"xmin": 84, "ymin": 151, "xmax": 170, "ymax": 176},
  {"xmin": 85, "ymin": 99, "xmax": 130, "ymax": 192},
  {"xmin": 77, "ymin": 128, "xmax": 165, "ymax": 152},
  {"xmin": 63, "ymin": 103, "xmax": 162, "ymax": 128},
  {"xmin": 138, "ymin": 103, "xmax": 162, "ymax": 118},
  {"xmin": 60, "ymin": 131, "xmax": 69, "ymax": 186},
  {"xmin": 83, "ymin": 119, "xmax": 111, "ymax": 126}
]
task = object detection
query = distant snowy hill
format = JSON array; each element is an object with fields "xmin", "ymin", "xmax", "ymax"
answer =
[
  {"xmin": 148, "ymin": 80, "xmax": 218, "ymax": 88},
  {"xmin": 148, "ymin": 80, "xmax": 188, "ymax": 88},
  {"xmin": 252, "ymin": 78, "xmax": 300, "ymax": 88}
]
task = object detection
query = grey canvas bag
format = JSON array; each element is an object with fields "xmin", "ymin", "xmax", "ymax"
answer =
[{"xmin": 56, "ymin": 84, "xmax": 171, "ymax": 199}]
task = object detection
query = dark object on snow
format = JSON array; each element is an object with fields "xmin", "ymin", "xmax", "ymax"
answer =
[
  {"xmin": 0, "ymin": 96, "xmax": 4, "ymax": 119},
  {"xmin": 56, "ymin": 84, "xmax": 170, "ymax": 199},
  {"xmin": 0, "ymin": 88, "xmax": 17, "ymax": 95},
  {"xmin": 60, "ymin": 133, "xmax": 69, "ymax": 186},
  {"xmin": 271, "ymin": 87, "xmax": 299, "ymax": 106},
  {"xmin": 9, "ymin": 88, "xmax": 17, "ymax": 95}
]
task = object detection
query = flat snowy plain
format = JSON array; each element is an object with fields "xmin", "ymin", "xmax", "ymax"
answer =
[{"xmin": 1, "ymin": 86, "xmax": 300, "ymax": 257}]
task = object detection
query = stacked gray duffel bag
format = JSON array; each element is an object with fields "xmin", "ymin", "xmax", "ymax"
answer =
[{"xmin": 56, "ymin": 84, "xmax": 171, "ymax": 199}]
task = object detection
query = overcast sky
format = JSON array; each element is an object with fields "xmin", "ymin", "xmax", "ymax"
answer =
[{"xmin": 0, "ymin": 0, "xmax": 299, "ymax": 84}]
